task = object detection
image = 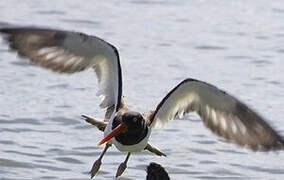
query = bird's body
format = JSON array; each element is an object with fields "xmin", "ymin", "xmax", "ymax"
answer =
[
  {"xmin": 104, "ymin": 110, "xmax": 151, "ymax": 152},
  {"xmin": 1, "ymin": 25, "xmax": 283, "ymax": 178},
  {"xmin": 109, "ymin": 128, "xmax": 151, "ymax": 152}
]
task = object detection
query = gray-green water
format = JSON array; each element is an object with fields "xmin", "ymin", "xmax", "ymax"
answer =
[{"xmin": 0, "ymin": 0, "xmax": 284, "ymax": 179}]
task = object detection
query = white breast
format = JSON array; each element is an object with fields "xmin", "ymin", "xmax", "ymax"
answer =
[{"xmin": 112, "ymin": 128, "xmax": 151, "ymax": 152}]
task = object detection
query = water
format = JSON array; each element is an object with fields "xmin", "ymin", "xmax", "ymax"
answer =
[{"xmin": 1, "ymin": 0, "xmax": 284, "ymax": 179}]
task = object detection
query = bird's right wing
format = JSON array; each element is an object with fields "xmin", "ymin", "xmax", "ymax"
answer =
[
  {"xmin": 147, "ymin": 78, "xmax": 284, "ymax": 151},
  {"xmin": 0, "ymin": 27, "xmax": 124, "ymax": 115}
]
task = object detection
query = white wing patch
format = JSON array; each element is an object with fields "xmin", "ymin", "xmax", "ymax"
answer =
[
  {"xmin": 237, "ymin": 119, "xmax": 247, "ymax": 135},
  {"xmin": 231, "ymin": 120, "xmax": 238, "ymax": 134},
  {"xmin": 37, "ymin": 47, "xmax": 58, "ymax": 56},
  {"xmin": 210, "ymin": 108, "xmax": 218, "ymax": 126},
  {"xmin": 220, "ymin": 116, "xmax": 227, "ymax": 131},
  {"xmin": 45, "ymin": 49, "xmax": 65, "ymax": 60},
  {"xmin": 151, "ymin": 92, "xmax": 197, "ymax": 128}
]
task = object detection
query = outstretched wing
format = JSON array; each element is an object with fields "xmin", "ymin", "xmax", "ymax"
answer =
[
  {"xmin": 0, "ymin": 27, "xmax": 123, "ymax": 113},
  {"xmin": 148, "ymin": 78, "xmax": 284, "ymax": 151}
]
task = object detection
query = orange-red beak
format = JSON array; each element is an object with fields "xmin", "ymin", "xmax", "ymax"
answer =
[{"xmin": 97, "ymin": 122, "xmax": 127, "ymax": 146}]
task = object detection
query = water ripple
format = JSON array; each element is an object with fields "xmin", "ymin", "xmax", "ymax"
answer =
[
  {"xmin": 250, "ymin": 59, "xmax": 271, "ymax": 66},
  {"xmin": 3, "ymin": 150, "xmax": 45, "ymax": 158},
  {"xmin": 73, "ymin": 146, "xmax": 96, "ymax": 150},
  {"xmin": 272, "ymin": 8, "xmax": 284, "ymax": 14},
  {"xmin": 196, "ymin": 175, "xmax": 246, "ymax": 179},
  {"xmin": 216, "ymin": 149, "xmax": 247, "ymax": 155},
  {"xmin": 22, "ymin": 145, "xmax": 39, "ymax": 149},
  {"xmin": 39, "ymin": 176, "xmax": 57, "ymax": 179},
  {"xmin": 47, "ymin": 83, "xmax": 70, "ymax": 89},
  {"xmin": 276, "ymin": 49, "xmax": 284, "ymax": 53},
  {"xmin": 55, "ymin": 104, "xmax": 72, "ymax": 109},
  {"xmin": 46, "ymin": 148, "xmax": 98, "ymax": 157},
  {"xmin": 230, "ymin": 163, "xmax": 284, "ymax": 174},
  {"xmin": 47, "ymin": 116, "xmax": 80, "ymax": 125},
  {"xmin": 211, "ymin": 168, "xmax": 243, "ymax": 176},
  {"xmin": 176, "ymin": 163, "xmax": 194, "ymax": 168},
  {"xmin": 199, "ymin": 160, "xmax": 217, "ymax": 165},
  {"xmin": 55, "ymin": 157, "xmax": 83, "ymax": 164},
  {"xmin": 255, "ymin": 36, "xmax": 270, "ymax": 40},
  {"xmin": 129, "ymin": 0, "xmax": 179, "ymax": 5},
  {"xmin": 193, "ymin": 140, "xmax": 217, "ymax": 145},
  {"xmin": 0, "ymin": 158, "xmax": 31, "ymax": 168},
  {"xmin": 0, "ymin": 140, "xmax": 16, "ymax": 145},
  {"xmin": 267, "ymin": 80, "xmax": 282, "ymax": 86},
  {"xmin": 226, "ymin": 55, "xmax": 253, "ymax": 61},
  {"xmin": 0, "ymin": 127, "xmax": 60, "ymax": 133},
  {"xmin": 59, "ymin": 19, "xmax": 101, "ymax": 26},
  {"xmin": 194, "ymin": 45, "xmax": 227, "ymax": 50},
  {"xmin": 188, "ymin": 148, "xmax": 216, "ymax": 155},
  {"xmin": 167, "ymin": 166, "xmax": 202, "ymax": 175},
  {"xmin": 1, "ymin": 128, "xmax": 36, "ymax": 133},
  {"xmin": 274, "ymin": 33, "xmax": 284, "ymax": 37},
  {"xmin": 10, "ymin": 61, "xmax": 30, "ymax": 67},
  {"xmin": 0, "ymin": 118, "xmax": 41, "ymax": 125},
  {"xmin": 35, "ymin": 10, "xmax": 66, "ymax": 15},
  {"xmin": 36, "ymin": 164, "xmax": 69, "ymax": 172}
]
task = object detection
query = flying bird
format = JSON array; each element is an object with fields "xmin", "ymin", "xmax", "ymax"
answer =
[{"xmin": 1, "ymin": 26, "xmax": 283, "ymax": 178}]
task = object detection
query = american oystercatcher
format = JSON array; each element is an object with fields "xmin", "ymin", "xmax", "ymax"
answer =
[{"xmin": 1, "ymin": 26, "xmax": 283, "ymax": 178}]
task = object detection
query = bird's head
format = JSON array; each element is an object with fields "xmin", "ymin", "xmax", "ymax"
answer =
[{"xmin": 98, "ymin": 111, "xmax": 148, "ymax": 146}]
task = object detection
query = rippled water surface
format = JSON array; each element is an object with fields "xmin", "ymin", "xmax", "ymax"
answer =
[{"xmin": 1, "ymin": 0, "xmax": 284, "ymax": 179}]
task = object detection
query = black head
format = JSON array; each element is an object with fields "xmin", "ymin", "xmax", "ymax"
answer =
[
  {"xmin": 121, "ymin": 111, "xmax": 145, "ymax": 131},
  {"xmin": 113, "ymin": 111, "xmax": 148, "ymax": 145}
]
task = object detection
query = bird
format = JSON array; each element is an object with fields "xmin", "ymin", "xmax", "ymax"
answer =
[
  {"xmin": 1, "ymin": 26, "xmax": 284, "ymax": 179},
  {"xmin": 146, "ymin": 162, "xmax": 170, "ymax": 180}
]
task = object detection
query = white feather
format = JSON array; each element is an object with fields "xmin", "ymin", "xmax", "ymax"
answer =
[
  {"xmin": 45, "ymin": 49, "xmax": 65, "ymax": 60},
  {"xmin": 231, "ymin": 120, "xmax": 238, "ymax": 134},
  {"xmin": 37, "ymin": 47, "xmax": 58, "ymax": 56},
  {"xmin": 211, "ymin": 109, "xmax": 218, "ymax": 126},
  {"xmin": 220, "ymin": 116, "xmax": 227, "ymax": 130}
]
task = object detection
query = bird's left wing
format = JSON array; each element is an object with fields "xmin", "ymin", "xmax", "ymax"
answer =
[
  {"xmin": 147, "ymin": 78, "xmax": 284, "ymax": 151},
  {"xmin": 0, "ymin": 27, "xmax": 123, "ymax": 113}
]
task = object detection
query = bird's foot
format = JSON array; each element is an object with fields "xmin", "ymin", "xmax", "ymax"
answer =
[
  {"xmin": 82, "ymin": 114, "xmax": 107, "ymax": 132},
  {"xmin": 115, "ymin": 162, "xmax": 127, "ymax": 178},
  {"xmin": 145, "ymin": 143, "xmax": 167, "ymax": 157},
  {"xmin": 89, "ymin": 159, "xmax": 102, "ymax": 179}
]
